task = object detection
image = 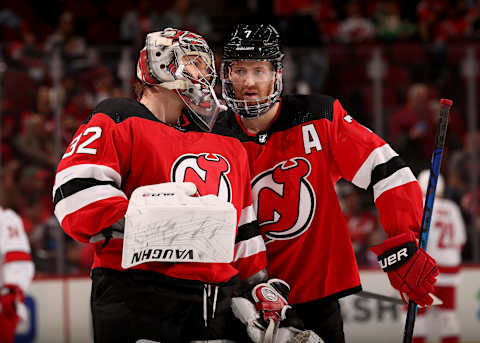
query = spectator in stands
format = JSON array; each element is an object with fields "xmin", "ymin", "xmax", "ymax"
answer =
[
  {"xmin": 0, "ymin": 8, "xmax": 24, "ymax": 42},
  {"xmin": 418, "ymin": 0, "xmax": 477, "ymax": 43},
  {"xmin": 273, "ymin": 0, "xmax": 329, "ymax": 93},
  {"xmin": 62, "ymin": 87, "xmax": 94, "ymax": 143},
  {"xmin": 416, "ymin": 0, "xmax": 449, "ymax": 42},
  {"xmin": 44, "ymin": 11, "xmax": 91, "ymax": 74},
  {"xmin": 3, "ymin": 40, "xmax": 38, "ymax": 116},
  {"xmin": 337, "ymin": 181, "xmax": 382, "ymax": 267},
  {"xmin": 158, "ymin": 0, "xmax": 213, "ymax": 38},
  {"xmin": 448, "ymin": 129, "xmax": 480, "ymax": 262},
  {"xmin": 448, "ymin": 130, "xmax": 480, "ymax": 202},
  {"xmin": 15, "ymin": 166, "xmax": 53, "ymax": 232},
  {"xmin": 0, "ymin": 110, "xmax": 17, "ymax": 165},
  {"xmin": 374, "ymin": 0, "xmax": 416, "ymax": 41},
  {"xmin": 120, "ymin": 0, "xmax": 162, "ymax": 47},
  {"xmin": 389, "ymin": 83, "xmax": 437, "ymax": 174},
  {"xmin": 29, "ymin": 216, "xmax": 87, "ymax": 275},
  {"xmin": 336, "ymin": 0, "xmax": 375, "ymax": 43},
  {"xmin": 18, "ymin": 85, "xmax": 54, "ymax": 135},
  {"xmin": 0, "ymin": 160, "xmax": 21, "ymax": 211},
  {"xmin": 14, "ymin": 113, "xmax": 57, "ymax": 170},
  {"xmin": 29, "ymin": 216, "xmax": 62, "ymax": 275}
]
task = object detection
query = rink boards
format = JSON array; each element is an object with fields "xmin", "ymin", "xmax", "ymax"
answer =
[{"xmin": 14, "ymin": 267, "xmax": 480, "ymax": 343}]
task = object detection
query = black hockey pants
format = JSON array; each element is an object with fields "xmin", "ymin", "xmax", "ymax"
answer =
[
  {"xmin": 292, "ymin": 298, "xmax": 345, "ymax": 343},
  {"xmin": 91, "ymin": 267, "xmax": 239, "ymax": 343}
]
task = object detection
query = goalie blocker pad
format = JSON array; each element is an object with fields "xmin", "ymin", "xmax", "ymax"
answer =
[{"xmin": 121, "ymin": 182, "xmax": 237, "ymax": 268}]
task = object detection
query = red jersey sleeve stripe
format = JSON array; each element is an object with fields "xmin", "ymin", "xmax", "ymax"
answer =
[
  {"xmin": 4, "ymin": 251, "xmax": 31, "ymax": 263},
  {"xmin": 54, "ymin": 184, "xmax": 127, "ymax": 224},
  {"xmin": 352, "ymin": 144, "xmax": 398, "ymax": 188}
]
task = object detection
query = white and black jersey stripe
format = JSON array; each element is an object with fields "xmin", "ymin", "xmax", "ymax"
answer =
[
  {"xmin": 53, "ymin": 164, "xmax": 127, "ymax": 224},
  {"xmin": 234, "ymin": 204, "xmax": 266, "ymax": 262},
  {"xmin": 352, "ymin": 144, "xmax": 417, "ymax": 201}
]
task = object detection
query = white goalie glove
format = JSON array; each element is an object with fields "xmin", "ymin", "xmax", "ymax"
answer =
[
  {"xmin": 120, "ymin": 182, "xmax": 237, "ymax": 268},
  {"xmin": 231, "ymin": 279, "xmax": 323, "ymax": 343}
]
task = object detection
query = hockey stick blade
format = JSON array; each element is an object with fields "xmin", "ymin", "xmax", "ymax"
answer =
[{"xmin": 402, "ymin": 98, "xmax": 453, "ymax": 343}]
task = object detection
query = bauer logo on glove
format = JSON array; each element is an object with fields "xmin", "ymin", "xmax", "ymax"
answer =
[
  {"xmin": 370, "ymin": 231, "xmax": 439, "ymax": 307},
  {"xmin": 377, "ymin": 241, "xmax": 417, "ymax": 271}
]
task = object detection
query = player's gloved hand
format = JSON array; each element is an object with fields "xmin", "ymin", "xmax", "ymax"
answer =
[
  {"xmin": 0, "ymin": 284, "xmax": 24, "ymax": 319},
  {"xmin": 370, "ymin": 231, "xmax": 439, "ymax": 307},
  {"xmin": 252, "ymin": 278, "xmax": 292, "ymax": 326},
  {"xmin": 232, "ymin": 279, "xmax": 322, "ymax": 343},
  {"xmin": 89, "ymin": 217, "xmax": 125, "ymax": 246},
  {"xmin": 231, "ymin": 296, "xmax": 267, "ymax": 343}
]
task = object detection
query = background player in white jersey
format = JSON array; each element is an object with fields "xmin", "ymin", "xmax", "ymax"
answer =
[
  {"xmin": 405, "ymin": 170, "xmax": 466, "ymax": 343},
  {"xmin": 0, "ymin": 207, "xmax": 35, "ymax": 343},
  {"xmin": 214, "ymin": 23, "xmax": 440, "ymax": 343}
]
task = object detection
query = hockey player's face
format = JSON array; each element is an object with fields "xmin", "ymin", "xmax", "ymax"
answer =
[
  {"xmin": 228, "ymin": 61, "xmax": 275, "ymax": 104},
  {"xmin": 182, "ymin": 54, "xmax": 212, "ymax": 82}
]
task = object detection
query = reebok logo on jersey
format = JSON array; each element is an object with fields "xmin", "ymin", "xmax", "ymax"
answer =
[
  {"xmin": 377, "ymin": 242, "xmax": 417, "ymax": 272},
  {"xmin": 131, "ymin": 248, "xmax": 194, "ymax": 264}
]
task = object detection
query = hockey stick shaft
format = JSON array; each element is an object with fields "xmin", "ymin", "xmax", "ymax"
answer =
[
  {"xmin": 356, "ymin": 291, "xmax": 404, "ymax": 305},
  {"xmin": 402, "ymin": 98, "xmax": 453, "ymax": 343}
]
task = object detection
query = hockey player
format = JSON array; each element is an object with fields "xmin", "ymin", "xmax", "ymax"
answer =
[
  {"xmin": 53, "ymin": 28, "xmax": 271, "ymax": 343},
  {"xmin": 405, "ymin": 170, "xmax": 466, "ymax": 343},
  {"xmin": 0, "ymin": 207, "xmax": 35, "ymax": 343},
  {"xmin": 215, "ymin": 24, "xmax": 440, "ymax": 343}
]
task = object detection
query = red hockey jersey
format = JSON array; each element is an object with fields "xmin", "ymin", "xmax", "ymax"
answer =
[
  {"xmin": 53, "ymin": 98, "xmax": 266, "ymax": 283},
  {"xmin": 214, "ymin": 94, "xmax": 423, "ymax": 304}
]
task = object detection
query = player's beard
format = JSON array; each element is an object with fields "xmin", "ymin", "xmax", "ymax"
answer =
[{"xmin": 234, "ymin": 80, "xmax": 275, "ymax": 106}]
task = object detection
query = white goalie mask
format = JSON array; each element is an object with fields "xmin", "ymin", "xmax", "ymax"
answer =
[{"xmin": 137, "ymin": 28, "xmax": 226, "ymax": 131}]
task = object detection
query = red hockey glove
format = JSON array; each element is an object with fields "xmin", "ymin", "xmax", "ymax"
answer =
[
  {"xmin": 252, "ymin": 278, "xmax": 291, "ymax": 324},
  {"xmin": 232, "ymin": 278, "xmax": 322, "ymax": 343},
  {"xmin": 370, "ymin": 231, "xmax": 439, "ymax": 307},
  {"xmin": 0, "ymin": 285, "xmax": 24, "ymax": 319}
]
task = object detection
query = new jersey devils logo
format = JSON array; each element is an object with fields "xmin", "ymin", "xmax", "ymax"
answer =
[
  {"xmin": 171, "ymin": 153, "xmax": 232, "ymax": 202},
  {"xmin": 252, "ymin": 157, "xmax": 316, "ymax": 243}
]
